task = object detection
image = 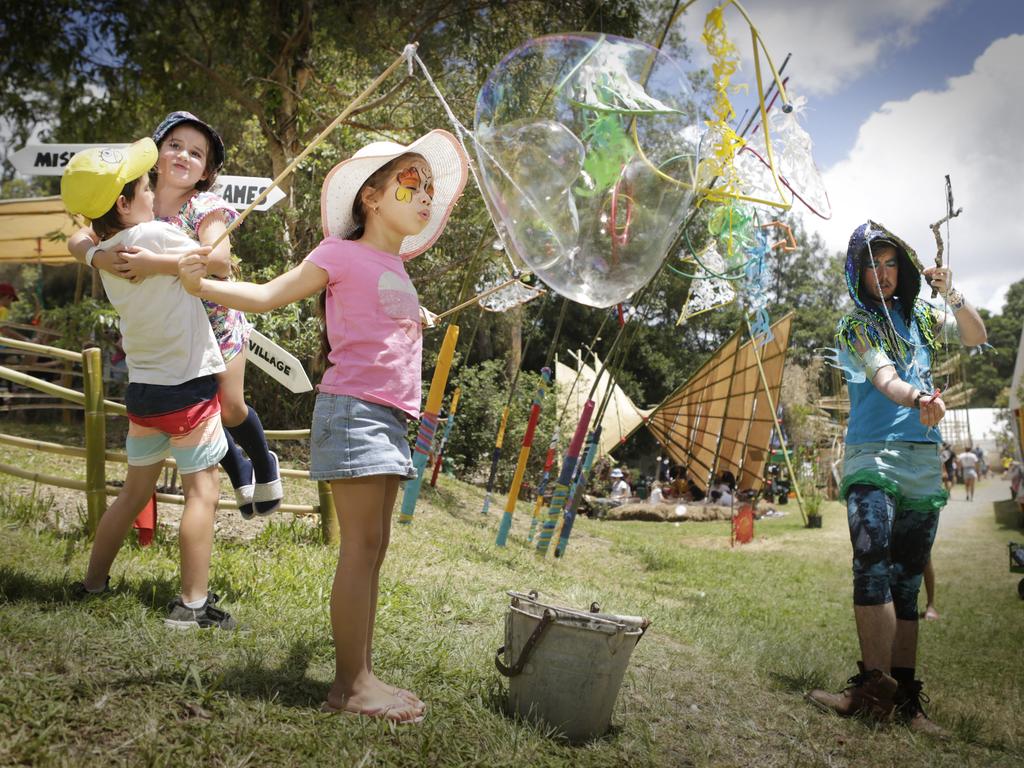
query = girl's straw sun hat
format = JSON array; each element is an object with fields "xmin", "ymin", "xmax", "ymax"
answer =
[{"xmin": 321, "ymin": 129, "xmax": 469, "ymax": 259}]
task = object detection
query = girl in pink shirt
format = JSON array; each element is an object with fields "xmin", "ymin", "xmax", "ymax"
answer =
[{"xmin": 179, "ymin": 130, "xmax": 468, "ymax": 723}]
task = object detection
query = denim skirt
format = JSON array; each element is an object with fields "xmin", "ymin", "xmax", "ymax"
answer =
[{"xmin": 310, "ymin": 393, "xmax": 415, "ymax": 480}]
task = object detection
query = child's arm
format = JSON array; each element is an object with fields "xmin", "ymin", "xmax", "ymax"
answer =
[
  {"xmin": 179, "ymin": 253, "xmax": 327, "ymax": 312},
  {"xmin": 68, "ymin": 227, "xmax": 120, "ymax": 275},
  {"xmin": 112, "ymin": 246, "xmax": 183, "ymax": 279},
  {"xmin": 196, "ymin": 216, "xmax": 233, "ymax": 279}
]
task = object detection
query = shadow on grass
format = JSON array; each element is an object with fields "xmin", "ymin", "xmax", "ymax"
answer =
[
  {"xmin": 767, "ymin": 666, "xmax": 831, "ymax": 695},
  {"xmin": 0, "ymin": 564, "xmax": 180, "ymax": 610},
  {"xmin": 215, "ymin": 636, "xmax": 329, "ymax": 709},
  {"xmin": 88, "ymin": 637, "xmax": 328, "ymax": 711},
  {"xmin": 0, "ymin": 565, "xmax": 76, "ymax": 605},
  {"xmin": 993, "ymin": 498, "xmax": 1024, "ymax": 531}
]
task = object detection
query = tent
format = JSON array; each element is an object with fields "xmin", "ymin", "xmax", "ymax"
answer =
[
  {"xmin": 0, "ymin": 196, "xmax": 79, "ymax": 265},
  {"xmin": 1009, "ymin": 319, "xmax": 1024, "ymax": 461},
  {"xmin": 555, "ymin": 350, "xmax": 653, "ymax": 457},
  {"xmin": 645, "ymin": 313, "xmax": 794, "ymax": 493}
]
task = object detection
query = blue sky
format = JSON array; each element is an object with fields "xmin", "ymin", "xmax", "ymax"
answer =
[
  {"xmin": 670, "ymin": 0, "xmax": 1024, "ymax": 312},
  {"xmin": 802, "ymin": 0, "xmax": 1024, "ymax": 168}
]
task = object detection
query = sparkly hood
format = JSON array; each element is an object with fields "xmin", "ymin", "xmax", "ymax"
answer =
[
  {"xmin": 837, "ymin": 220, "xmax": 940, "ymax": 361},
  {"xmin": 844, "ymin": 220, "xmax": 923, "ymax": 321}
]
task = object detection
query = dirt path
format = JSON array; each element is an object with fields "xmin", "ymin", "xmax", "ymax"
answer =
[{"xmin": 937, "ymin": 475, "xmax": 1008, "ymax": 532}]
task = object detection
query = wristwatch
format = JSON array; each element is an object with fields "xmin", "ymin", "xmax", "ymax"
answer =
[{"xmin": 913, "ymin": 391, "xmax": 924, "ymax": 409}]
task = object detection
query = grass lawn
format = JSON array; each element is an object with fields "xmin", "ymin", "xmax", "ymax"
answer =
[{"xmin": 1, "ymin": 418, "xmax": 1022, "ymax": 767}]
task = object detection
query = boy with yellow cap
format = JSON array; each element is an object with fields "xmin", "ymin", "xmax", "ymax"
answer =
[{"xmin": 62, "ymin": 139, "xmax": 235, "ymax": 629}]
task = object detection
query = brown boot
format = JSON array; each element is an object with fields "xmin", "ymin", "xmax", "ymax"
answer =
[
  {"xmin": 807, "ymin": 662, "xmax": 898, "ymax": 720},
  {"xmin": 895, "ymin": 679, "xmax": 949, "ymax": 739}
]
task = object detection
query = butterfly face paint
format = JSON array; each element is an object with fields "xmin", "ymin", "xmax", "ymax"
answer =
[{"xmin": 394, "ymin": 163, "xmax": 434, "ymax": 204}]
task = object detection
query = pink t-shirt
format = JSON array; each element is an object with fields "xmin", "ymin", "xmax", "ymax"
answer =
[{"xmin": 305, "ymin": 238, "xmax": 422, "ymax": 417}]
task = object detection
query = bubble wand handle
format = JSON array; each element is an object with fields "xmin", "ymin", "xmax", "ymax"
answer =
[
  {"xmin": 928, "ymin": 175, "xmax": 963, "ymax": 298},
  {"xmin": 398, "ymin": 323, "xmax": 459, "ymax": 525},
  {"xmin": 496, "ymin": 368, "xmax": 551, "ymax": 547},
  {"xmin": 536, "ymin": 399, "xmax": 595, "ymax": 556}
]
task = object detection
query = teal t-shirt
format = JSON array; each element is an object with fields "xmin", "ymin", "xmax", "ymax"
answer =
[{"xmin": 844, "ymin": 305, "xmax": 938, "ymax": 446}]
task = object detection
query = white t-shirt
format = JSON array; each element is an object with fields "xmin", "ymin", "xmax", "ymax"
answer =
[
  {"xmin": 711, "ymin": 483, "xmax": 734, "ymax": 506},
  {"xmin": 95, "ymin": 221, "xmax": 224, "ymax": 385},
  {"xmin": 649, "ymin": 485, "xmax": 664, "ymax": 504},
  {"xmin": 957, "ymin": 452, "xmax": 979, "ymax": 470},
  {"xmin": 611, "ymin": 479, "xmax": 630, "ymax": 499}
]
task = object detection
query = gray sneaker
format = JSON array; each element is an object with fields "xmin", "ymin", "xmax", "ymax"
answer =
[{"xmin": 164, "ymin": 592, "xmax": 236, "ymax": 630}]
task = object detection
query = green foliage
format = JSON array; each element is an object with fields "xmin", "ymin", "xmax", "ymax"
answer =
[
  {"xmin": 37, "ymin": 297, "xmax": 119, "ymax": 351},
  {"xmin": 444, "ymin": 359, "xmax": 559, "ymax": 488},
  {"xmin": 962, "ymin": 279, "xmax": 1024, "ymax": 406}
]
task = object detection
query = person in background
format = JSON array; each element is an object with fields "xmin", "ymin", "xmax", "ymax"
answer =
[
  {"xmin": 649, "ymin": 481, "xmax": 664, "ymax": 505},
  {"xmin": 957, "ymin": 446, "xmax": 978, "ymax": 501},
  {"xmin": 920, "ymin": 560, "xmax": 939, "ymax": 621},
  {"xmin": 610, "ymin": 468, "xmax": 630, "ymax": 501}
]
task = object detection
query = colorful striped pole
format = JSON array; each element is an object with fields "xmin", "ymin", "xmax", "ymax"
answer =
[
  {"xmin": 496, "ymin": 368, "xmax": 551, "ymax": 547},
  {"xmin": 527, "ymin": 429, "xmax": 559, "ymax": 543},
  {"xmin": 535, "ymin": 399, "xmax": 594, "ymax": 556},
  {"xmin": 555, "ymin": 425, "xmax": 602, "ymax": 558},
  {"xmin": 429, "ymin": 386, "xmax": 461, "ymax": 487},
  {"xmin": 398, "ymin": 324, "xmax": 459, "ymax": 525},
  {"xmin": 480, "ymin": 405, "xmax": 510, "ymax": 515}
]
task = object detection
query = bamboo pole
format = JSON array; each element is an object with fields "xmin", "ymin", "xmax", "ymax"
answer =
[
  {"xmin": 744, "ymin": 317, "xmax": 805, "ymax": 522},
  {"xmin": 0, "ymin": 432, "xmax": 312, "ymax": 478},
  {"xmin": 0, "ymin": 461, "xmax": 315, "ymax": 514},
  {"xmin": 318, "ymin": 481, "xmax": 339, "ymax": 546},
  {"xmin": 82, "ymin": 347, "xmax": 106, "ymax": 535},
  {"xmin": 0, "ymin": 365, "xmax": 126, "ymax": 415},
  {"xmin": 208, "ymin": 46, "xmax": 418, "ymax": 250},
  {"xmin": 0, "ymin": 335, "xmax": 82, "ymax": 362}
]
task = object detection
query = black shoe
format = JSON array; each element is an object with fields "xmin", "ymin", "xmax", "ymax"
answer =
[
  {"xmin": 164, "ymin": 592, "xmax": 236, "ymax": 630},
  {"xmin": 895, "ymin": 680, "xmax": 948, "ymax": 739},
  {"xmin": 69, "ymin": 576, "xmax": 111, "ymax": 599}
]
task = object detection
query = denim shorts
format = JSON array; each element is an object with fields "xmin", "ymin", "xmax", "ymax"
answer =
[{"xmin": 310, "ymin": 393, "xmax": 415, "ymax": 480}]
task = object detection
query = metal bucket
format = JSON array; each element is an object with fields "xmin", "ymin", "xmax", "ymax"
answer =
[{"xmin": 495, "ymin": 590, "xmax": 649, "ymax": 743}]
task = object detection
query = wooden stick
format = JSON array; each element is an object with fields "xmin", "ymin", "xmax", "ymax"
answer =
[{"xmin": 209, "ymin": 46, "xmax": 417, "ymax": 250}]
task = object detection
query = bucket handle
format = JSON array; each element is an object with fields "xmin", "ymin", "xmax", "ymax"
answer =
[
  {"xmin": 495, "ymin": 608, "xmax": 556, "ymax": 677},
  {"xmin": 590, "ymin": 601, "xmax": 652, "ymax": 645}
]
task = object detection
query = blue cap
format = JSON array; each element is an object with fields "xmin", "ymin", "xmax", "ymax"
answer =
[{"xmin": 152, "ymin": 111, "xmax": 225, "ymax": 169}]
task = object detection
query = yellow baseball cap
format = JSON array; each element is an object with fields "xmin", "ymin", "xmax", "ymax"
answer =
[{"xmin": 60, "ymin": 138, "xmax": 158, "ymax": 219}]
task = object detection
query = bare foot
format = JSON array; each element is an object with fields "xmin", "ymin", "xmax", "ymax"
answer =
[
  {"xmin": 922, "ymin": 605, "xmax": 940, "ymax": 621},
  {"xmin": 323, "ymin": 686, "xmax": 423, "ymax": 723},
  {"xmin": 368, "ymin": 673, "xmax": 425, "ymax": 711}
]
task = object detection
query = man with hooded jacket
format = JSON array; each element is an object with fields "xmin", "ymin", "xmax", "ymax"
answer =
[{"xmin": 807, "ymin": 221, "xmax": 986, "ymax": 737}]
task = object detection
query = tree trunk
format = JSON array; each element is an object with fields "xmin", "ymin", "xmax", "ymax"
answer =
[{"xmin": 507, "ymin": 304, "xmax": 522, "ymax": 380}]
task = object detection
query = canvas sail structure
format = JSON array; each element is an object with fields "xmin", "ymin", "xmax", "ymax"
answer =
[
  {"xmin": 555, "ymin": 350, "xmax": 653, "ymax": 458},
  {"xmin": 646, "ymin": 313, "xmax": 794, "ymax": 493},
  {"xmin": 0, "ymin": 196, "xmax": 79, "ymax": 264}
]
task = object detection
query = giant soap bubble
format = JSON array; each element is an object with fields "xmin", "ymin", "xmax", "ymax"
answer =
[{"xmin": 475, "ymin": 33, "xmax": 701, "ymax": 308}]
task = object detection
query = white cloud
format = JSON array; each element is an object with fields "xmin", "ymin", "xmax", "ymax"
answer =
[
  {"xmin": 813, "ymin": 34, "xmax": 1024, "ymax": 314},
  {"xmin": 668, "ymin": 0, "xmax": 949, "ymax": 96}
]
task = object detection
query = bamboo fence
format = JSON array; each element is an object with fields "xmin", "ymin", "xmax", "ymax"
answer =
[{"xmin": 0, "ymin": 334, "xmax": 338, "ymax": 544}]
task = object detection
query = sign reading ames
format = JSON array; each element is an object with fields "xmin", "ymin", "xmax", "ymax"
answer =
[{"xmin": 11, "ymin": 144, "xmax": 285, "ymax": 212}]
